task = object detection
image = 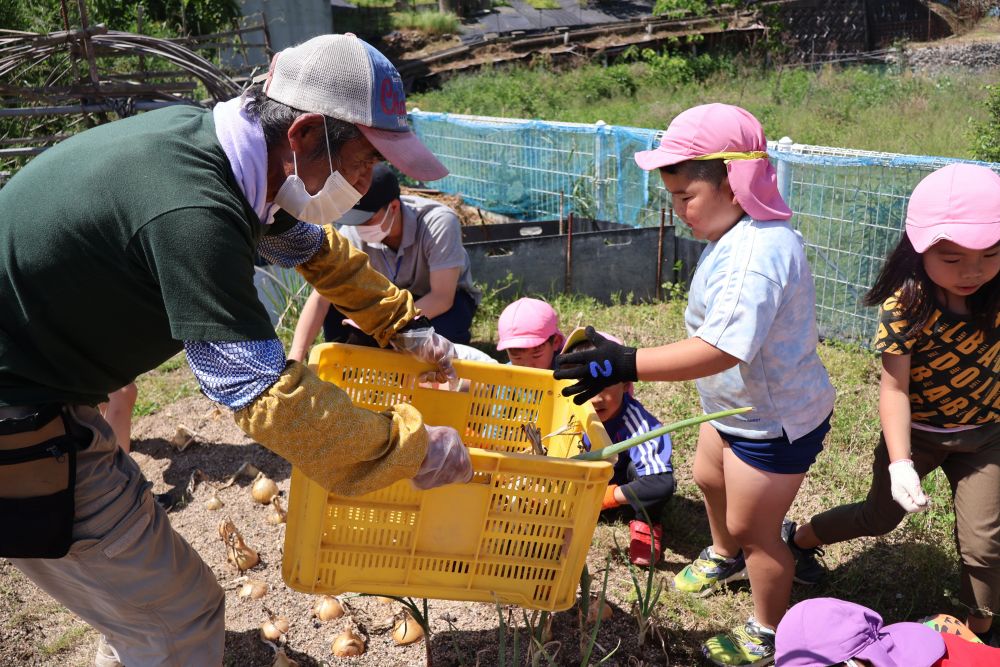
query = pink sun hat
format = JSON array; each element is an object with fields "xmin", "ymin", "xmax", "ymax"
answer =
[
  {"xmin": 497, "ymin": 298, "xmax": 564, "ymax": 351},
  {"xmin": 905, "ymin": 163, "xmax": 1000, "ymax": 253},
  {"xmin": 634, "ymin": 103, "xmax": 791, "ymax": 221}
]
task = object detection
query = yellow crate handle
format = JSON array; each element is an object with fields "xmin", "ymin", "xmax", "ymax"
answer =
[{"xmin": 571, "ymin": 407, "xmax": 753, "ymax": 461}]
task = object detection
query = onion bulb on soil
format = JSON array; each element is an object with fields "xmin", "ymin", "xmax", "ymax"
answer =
[
  {"xmin": 268, "ymin": 497, "xmax": 287, "ymax": 525},
  {"xmin": 171, "ymin": 424, "xmax": 197, "ymax": 451},
  {"xmin": 205, "ymin": 494, "xmax": 224, "ymax": 511},
  {"xmin": 313, "ymin": 595, "xmax": 344, "ymax": 622},
  {"xmin": 392, "ymin": 615, "xmax": 425, "ymax": 645},
  {"xmin": 584, "ymin": 599, "xmax": 613, "ymax": 625},
  {"xmin": 331, "ymin": 628, "xmax": 366, "ymax": 657},
  {"xmin": 260, "ymin": 616, "xmax": 290, "ymax": 642},
  {"xmin": 238, "ymin": 580, "xmax": 268, "ymax": 600},
  {"xmin": 220, "ymin": 461, "xmax": 261, "ymax": 489},
  {"xmin": 252, "ymin": 473, "xmax": 279, "ymax": 505},
  {"xmin": 219, "ymin": 518, "xmax": 259, "ymax": 572},
  {"xmin": 231, "ymin": 546, "xmax": 258, "ymax": 572}
]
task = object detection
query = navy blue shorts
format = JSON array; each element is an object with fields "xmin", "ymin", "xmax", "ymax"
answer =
[{"xmin": 718, "ymin": 412, "xmax": 832, "ymax": 475}]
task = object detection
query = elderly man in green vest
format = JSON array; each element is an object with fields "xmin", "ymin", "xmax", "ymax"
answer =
[{"xmin": 0, "ymin": 34, "xmax": 471, "ymax": 666}]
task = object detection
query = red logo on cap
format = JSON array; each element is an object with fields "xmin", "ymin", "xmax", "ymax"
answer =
[{"xmin": 380, "ymin": 77, "xmax": 406, "ymax": 117}]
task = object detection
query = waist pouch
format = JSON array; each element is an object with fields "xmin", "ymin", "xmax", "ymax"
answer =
[{"xmin": 0, "ymin": 405, "xmax": 88, "ymax": 558}]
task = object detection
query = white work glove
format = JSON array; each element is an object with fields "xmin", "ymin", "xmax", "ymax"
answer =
[
  {"xmin": 390, "ymin": 326, "xmax": 458, "ymax": 386},
  {"xmin": 411, "ymin": 425, "xmax": 473, "ymax": 490},
  {"xmin": 888, "ymin": 459, "xmax": 928, "ymax": 513}
]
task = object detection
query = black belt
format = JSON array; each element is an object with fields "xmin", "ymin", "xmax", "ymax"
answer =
[{"xmin": 0, "ymin": 404, "xmax": 66, "ymax": 436}]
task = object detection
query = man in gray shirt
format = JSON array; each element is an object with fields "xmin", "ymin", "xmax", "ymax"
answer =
[{"xmin": 290, "ymin": 165, "xmax": 481, "ymax": 360}]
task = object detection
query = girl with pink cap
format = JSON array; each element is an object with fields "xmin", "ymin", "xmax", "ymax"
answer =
[
  {"xmin": 555, "ymin": 103, "xmax": 836, "ymax": 665},
  {"xmin": 786, "ymin": 163, "xmax": 1000, "ymax": 646}
]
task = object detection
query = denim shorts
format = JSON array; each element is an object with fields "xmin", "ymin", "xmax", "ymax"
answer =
[{"xmin": 718, "ymin": 412, "xmax": 832, "ymax": 474}]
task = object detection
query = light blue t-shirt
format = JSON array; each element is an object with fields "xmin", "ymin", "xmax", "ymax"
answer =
[{"xmin": 685, "ymin": 217, "xmax": 836, "ymax": 442}]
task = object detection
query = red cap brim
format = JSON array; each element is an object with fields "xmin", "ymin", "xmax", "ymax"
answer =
[{"xmin": 358, "ymin": 125, "xmax": 448, "ymax": 182}]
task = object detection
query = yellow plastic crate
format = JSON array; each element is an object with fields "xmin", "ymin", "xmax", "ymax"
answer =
[{"xmin": 282, "ymin": 343, "xmax": 614, "ymax": 611}]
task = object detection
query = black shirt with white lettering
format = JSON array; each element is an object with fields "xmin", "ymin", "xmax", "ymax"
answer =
[{"xmin": 875, "ymin": 293, "xmax": 1000, "ymax": 427}]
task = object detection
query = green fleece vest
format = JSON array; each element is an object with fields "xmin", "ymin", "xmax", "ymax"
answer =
[{"xmin": 0, "ymin": 105, "xmax": 274, "ymax": 406}]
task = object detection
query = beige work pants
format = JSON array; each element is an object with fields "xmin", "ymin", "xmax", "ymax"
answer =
[{"xmin": 7, "ymin": 405, "xmax": 224, "ymax": 666}]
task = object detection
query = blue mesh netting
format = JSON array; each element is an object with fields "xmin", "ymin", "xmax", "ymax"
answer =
[
  {"xmin": 411, "ymin": 111, "xmax": 1000, "ymax": 345},
  {"xmin": 410, "ymin": 112, "xmax": 663, "ymax": 226},
  {"xmin": 776, "ymin": 153, "xmax": 999, "ymax": 344}
]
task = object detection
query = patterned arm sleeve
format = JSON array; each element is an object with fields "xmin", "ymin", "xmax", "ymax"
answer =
[
  {"xmin": 257, "ymin": 220, "xmax": 324, "ymax": 268},
  {"xmin": 873, "ymin": 294, "xmax": 917, "ymax": 355},
  {"xmin": 184, "ymin": 339, "xmax": 286, "ymax": 410},
  {"xmin": 187, "ymin": 338, "xmax": 431, "ymax": 495}
]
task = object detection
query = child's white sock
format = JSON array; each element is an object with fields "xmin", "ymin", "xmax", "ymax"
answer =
[
  {"xmin": 706, "ymin": 545, "xmax": 739, "ymax": 563},
  {"xmin": 747, "ymin": 617, "xmax": 776, "ymax": 635}
]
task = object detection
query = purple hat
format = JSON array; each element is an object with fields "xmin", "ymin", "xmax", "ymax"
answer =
[{"xmin": 775, "ymin": 598, "xmax": 945, "ymax": 667}]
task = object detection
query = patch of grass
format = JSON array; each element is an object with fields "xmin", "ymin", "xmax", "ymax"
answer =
[
  {"xmin": 40, "ymin": 625, "xmax": 89, "ymax": 656},
  {"xmin": 391, "ymin": 10, "xmax": 460, "ymax": 36},
  {"xmin": 157, "ymin": 353, "xmax": 187, "ymax": 373},
  {"xmin": 411, "ymin": 59, "xmax": 1000, "ymax": 158},
  {"xmin": 133, "ymin": 353, "xmax": 198, "ymax": 418},
  {"xmin": 524, "ymin": 0, "xmax": 560, "ymax": 9},
  {"xmin": 473, "ymin": 292, "xmax": 962, "ymax": 642}
]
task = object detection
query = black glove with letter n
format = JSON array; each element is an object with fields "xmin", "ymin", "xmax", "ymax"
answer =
[{"xmin": 553, "ymin": 326, "xmax": 638, "ymax": 404}]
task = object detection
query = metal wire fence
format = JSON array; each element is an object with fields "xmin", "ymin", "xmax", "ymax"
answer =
[{"xmin": 410, "ymin": 110, "xmax": 1000, "ymax": 346}]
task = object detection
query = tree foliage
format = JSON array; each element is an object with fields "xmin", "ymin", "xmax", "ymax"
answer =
[
  {"xmin": 3, "ymin": 0, "xmax": 240, "ymax": 37},
  {"xmin": 1, "ymin": 1, "xmax": 242, "ymax": 179},
  {"xmin": 651, "ymin": 0, "xmax": 707, "ymax": 18}
]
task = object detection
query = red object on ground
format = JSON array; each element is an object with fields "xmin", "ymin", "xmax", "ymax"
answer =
[
  {"xmin": 936, "ymin": 631, "xmax": 1000, "ymax": 666},
  {"xmin": 628, "ymin": 520, "xmax": 663, "ymax": 567}
]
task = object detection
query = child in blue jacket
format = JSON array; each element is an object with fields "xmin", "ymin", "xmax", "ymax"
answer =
[{"xmin": 564, "ymin": 328, "xmax": 675, "ymax": 567}]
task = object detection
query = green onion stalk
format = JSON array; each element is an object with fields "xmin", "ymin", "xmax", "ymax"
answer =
[{"xmin": 572, "ymin": 407, "xmax": 752, "ymax": 461}]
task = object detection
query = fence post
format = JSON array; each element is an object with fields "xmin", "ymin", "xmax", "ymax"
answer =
[
  {"xmin": 594, "ymin": 120, "xmax": 607, "ymax": 222},
  {"xmin": 776, "ymin": 135, "xmax": 794, "ymax": 203}
]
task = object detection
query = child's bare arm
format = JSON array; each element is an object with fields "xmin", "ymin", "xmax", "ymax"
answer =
[
  {"xmin": 878, "ymin": 352, "xmax": 913, "ymax": 462},
  {"xmin": 288, "ymin": 289, "xmax": 331, "ymax": 363},
  {"xmin": 555, "ymin": 327, "xmax": 739, "ymax": 404},
  {"xmin": 879, "ymin": 351, "xmax": 929, "ymax": 512},
  {"xmin": 636, "ymin": 337, "xmax": 739, "ymax": 382}
]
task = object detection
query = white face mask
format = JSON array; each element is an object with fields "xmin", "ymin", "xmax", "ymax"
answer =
[
  {"xmin": 356, "ymin": 208, "xmax": 395, "ymax": 246},
  {"xmin": 272, "ymin": 119, "xmax": 362, "ymax": 225}
]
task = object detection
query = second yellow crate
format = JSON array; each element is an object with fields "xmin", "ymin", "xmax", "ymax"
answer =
[{"xmin": 282, "ymin": 343, "xmax": 614, "ymax": 611}]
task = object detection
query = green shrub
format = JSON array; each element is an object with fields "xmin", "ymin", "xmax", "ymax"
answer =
[
  {"xmin": 773, "ymin": 68, "xmax": 812, "ymax": 105},
  {"xmin": 618, "ymin": 48, "xmax": 727, "ymax": 88},
  {"xmin": 411, "ymin": 60, "xmax": 997, "ymax": 157},
  {"xmin": 575, "ymin": 64, "xmax": 638, "ymax": 102},
  {"xmin": 652, "ymin": 0, "xmax": 707, "ymax": 18},
  {"xmin": 390, "ymin": 10, "xmax": 460, "ymax": 36},
  {"xmin": 971, "ymin": 85, "xmax": 1000, "ymax": 162}
]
